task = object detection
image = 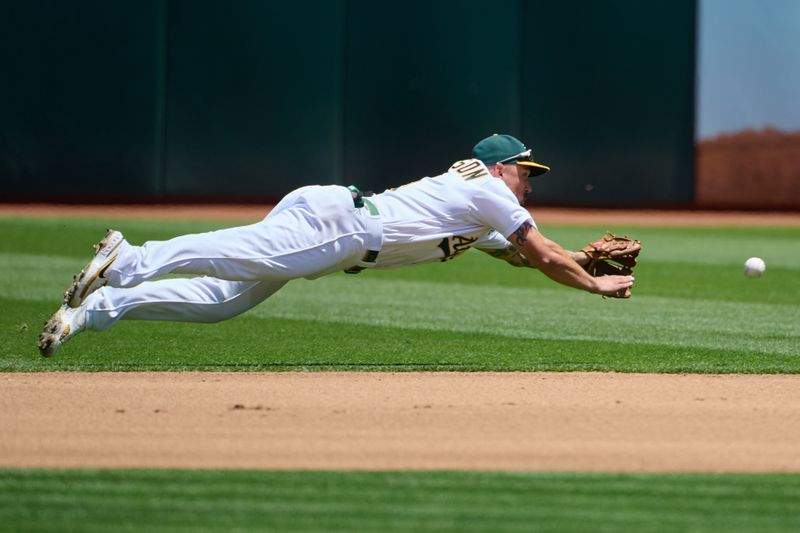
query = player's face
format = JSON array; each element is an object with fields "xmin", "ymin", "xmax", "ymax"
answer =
[{"xmin": 499, "ymin": 164, "xmax": 532, "ymax": 204}]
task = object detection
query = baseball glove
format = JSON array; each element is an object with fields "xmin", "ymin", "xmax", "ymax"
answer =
[{"xmin": 581, "ymin": 233, "xmax": 642, "ymax": 297}]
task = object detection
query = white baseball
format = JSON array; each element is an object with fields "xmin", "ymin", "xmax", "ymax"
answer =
[{"xmin": 743, "ymin": 257, "xmax": 766, "ymax": 278}]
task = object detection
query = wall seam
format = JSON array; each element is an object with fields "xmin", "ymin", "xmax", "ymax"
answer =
[
  {"xmin": 153, "ymin": 0, "xmax": 169, "ymax": 197},
  {"xmin": 518, "ymin": 0, "xmax": 524, "ymax": 138},
  {"xmin": 339, "ymin": 0, "xmax": 349, "ymax": 186}
]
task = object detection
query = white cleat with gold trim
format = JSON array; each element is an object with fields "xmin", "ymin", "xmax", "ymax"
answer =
[
  {"xmin": 38, "ymin": 304, "xmax": 87, "ymax": 357},
  {"xmin": 64, "ymin": 229, "xmax": 124, "ymax": 308}
]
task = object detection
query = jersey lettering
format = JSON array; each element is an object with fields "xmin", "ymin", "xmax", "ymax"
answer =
[
  {"xmin": 436, "ymin": 235, "xmax": 479, "ymax": 261},
  {"xmin": 450, "ymin": 159, "xmax": 489, "ymax": 180}
]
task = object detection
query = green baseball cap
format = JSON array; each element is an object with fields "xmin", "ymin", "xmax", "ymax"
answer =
[{"xmin": 472, "ymin": 134, "xmax": 550, "ymax": 176}]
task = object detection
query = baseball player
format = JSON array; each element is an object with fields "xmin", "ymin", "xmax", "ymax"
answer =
[{"xmin": 38, "ymin": 134, "xmax": 638, "ymax": 356}]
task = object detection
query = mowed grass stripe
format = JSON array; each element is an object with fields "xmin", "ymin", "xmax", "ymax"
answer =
[
  {"xmin": 548, "ymin": 226, "xmax": 800, "ymax": 268},
  {"xmin": 0, "ymin": 249, "xmax": 800, "ymax": 353},
  {"xmin": 4, "ymin": 300, "xmax": 799, "ymax": 372},
  {"xmin": 4, "ymin": 268, "xmax": 798, "ymax": 357},
  {"xmin": 250, "ymin": 276, "xmax": 799, "ymax": 355},
  {"xmin": 0, "ymin": 253, "xmax": 87, "ymax": 301},
  {"xmin": 2, "ymin": 469, "xmax": 800, "ymax": 533},
  {"xmin": 4, "ymin": 249, "xmax": 800, "ymax": 307}
]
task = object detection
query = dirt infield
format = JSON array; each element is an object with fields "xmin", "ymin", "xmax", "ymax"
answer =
[{"xmin": 3, "ymin": 372, "xmax": 799, "ymax": 472}]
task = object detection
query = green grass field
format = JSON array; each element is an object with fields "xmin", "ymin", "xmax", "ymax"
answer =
[
  {"xmin": 2, "ymin": 469, "xmax": 800, "ymax": 533},
  {"xmin": 1, "ymin": 215, "xmax": 799, "ymax": 532},
  {"xmin": 1, "ymin": 217, "xmax": 798, "ymax": 372}
]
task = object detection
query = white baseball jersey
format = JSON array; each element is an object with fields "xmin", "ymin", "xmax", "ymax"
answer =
[{"xmin": 369, "ymin": 158, "xmax": 536, "ymax": 268}]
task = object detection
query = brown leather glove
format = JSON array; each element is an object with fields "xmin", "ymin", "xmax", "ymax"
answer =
[{"xmin": 581, "ymin": 232, "xmax": 642, "ymax": 297}]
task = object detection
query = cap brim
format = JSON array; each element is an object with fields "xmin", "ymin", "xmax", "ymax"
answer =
[{"xmin": 517, "ymin": 161, "xmax": 550, "ymax": 176}]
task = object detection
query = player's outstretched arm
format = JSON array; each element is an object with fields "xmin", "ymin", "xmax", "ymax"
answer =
[
  {"xmin": 474, "ymin": 233, "xmax": 591, "ymax": 272},
  {"xmin": 475, "ymin": 244, "xmax": 531, "ymax": 267},
  {"xmin": 476, "ymin": 236, "xmax": 586, "ymax": 269},
  {"xmin": 509, "ymin": 222, "xmax": 634, "ymax": 298},
  {"xmin": 540, "ymin": 235, "xmax": 590, "ymax": 267},
  {"xmin": 475, "ymin": 235, "xmax": 584, "ymax": 269}
]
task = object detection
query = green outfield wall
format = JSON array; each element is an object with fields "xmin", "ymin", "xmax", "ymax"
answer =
[{"xmin": 0, "ymin": 0, "xmax": 696, "ymax": 206}]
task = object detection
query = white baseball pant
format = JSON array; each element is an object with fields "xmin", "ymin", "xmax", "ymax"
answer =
[{"xmin": 82, "ymin": 185, "xmax": 382, "ymax": 331}]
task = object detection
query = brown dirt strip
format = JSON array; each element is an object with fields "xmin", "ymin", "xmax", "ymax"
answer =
[
  {"xmin": 2, "ymin": 203, "xmax": 799, "ymax": 226},
  {"xmin": 3, "ymin": 372, "xmax": 798, "ymax": 472}
]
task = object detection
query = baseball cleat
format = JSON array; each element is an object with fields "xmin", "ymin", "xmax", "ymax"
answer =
[
  {"xmin": 64, "ymin": 229, "xmax": 124, "ymax": 308},
  {"xmin": 38, "ymin": 304, "xmax": 87, "ymax": 357}
]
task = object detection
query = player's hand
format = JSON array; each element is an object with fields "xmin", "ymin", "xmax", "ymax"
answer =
[{"xmin": 593, "ymin": 275, "xmax": 635, "ymax": 299}]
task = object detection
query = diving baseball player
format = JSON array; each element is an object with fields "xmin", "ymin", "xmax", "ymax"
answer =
[{"xmin": 38, "ymin": 134, "xmax": 638, "ymax": 356}]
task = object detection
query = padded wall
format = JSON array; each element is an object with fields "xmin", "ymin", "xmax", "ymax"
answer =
[
  {"xmin": 0, "ymin": 0, "xmax": 696, "ymax": 205},
  {"xmin": 1, "ymin": 1, "xmax": 162, "ymax": 197}
]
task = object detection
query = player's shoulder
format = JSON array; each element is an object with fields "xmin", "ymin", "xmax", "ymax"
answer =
[
  {"xmin": 447, "ymin": 158, "xmax": 492, "ymax": 181},
  {"xmin": 442, "ymin": 158, "xmax": 514, "ymax": 199}
]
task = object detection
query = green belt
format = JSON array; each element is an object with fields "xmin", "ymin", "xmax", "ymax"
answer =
[
  {"xmin": 345, "ymin": 185, "xmax": 380, "ymax": 274},
  {"xmin": 348, "ymin": 185, "xmax": 379, "ymax": 215}
]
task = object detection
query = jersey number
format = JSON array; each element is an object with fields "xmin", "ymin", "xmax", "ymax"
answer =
[{"xmin": 437, "ymin": 235, "xmax": 478, "ymax": 261}]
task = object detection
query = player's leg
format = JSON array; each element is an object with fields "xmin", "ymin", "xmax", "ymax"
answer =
[
  {"xmin": 63, "ymin": 188, "xmax": 315, "ymax": 309},
  {"xmin": 85, "ymin": 276, "xmax": 287, "ymax": 331},
  {"xmin": 39, "ymin": 276, "xmax": 285, "ymax": 356},
  {"xmin": 102, "ymin": 186, "xmax": 366, "ymax": 287}
]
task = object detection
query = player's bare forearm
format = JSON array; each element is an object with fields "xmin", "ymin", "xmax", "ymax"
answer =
[
  {"xmin": 541, "ymin": 236, "xmax": 589, "ymax": 266},
  {"xmin": 510, "ymin": 222, "xmax": 592, "ymax": 291},
  {"xmin": 510, "ymin": 222, "xmax": 632, "ymax": 297},
  {"xmin": 476, "ymin": 244, "xmax": 531, "ymax": 267},
  {"xmin": 475, "ymin": 234, "xmax": 579, "ymax": 270}
]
